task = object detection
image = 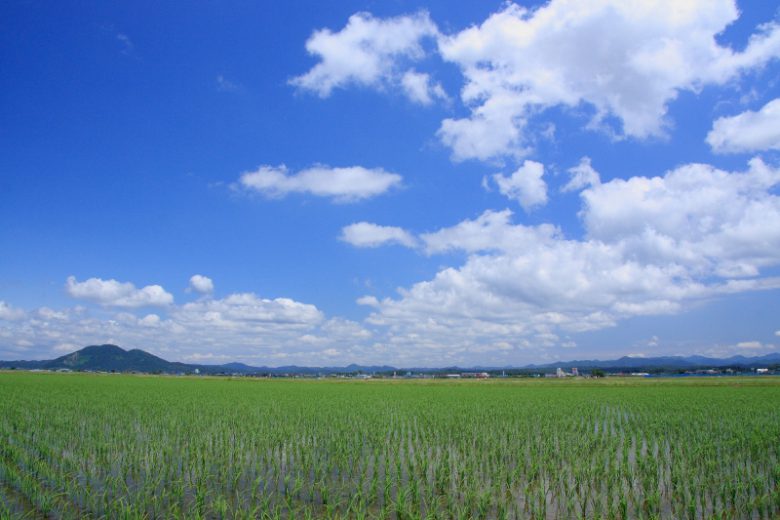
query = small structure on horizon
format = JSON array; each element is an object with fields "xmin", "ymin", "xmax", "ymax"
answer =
[{"xmin": 461, "ymin": 372, "xmax": 490, "ymax": 379}]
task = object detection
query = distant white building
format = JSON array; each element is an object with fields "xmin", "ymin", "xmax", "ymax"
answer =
[
  {"xmin": 556, "ymin": 367, "xmax": 565, "ymax": 378},
  {"xmin": 756, "ymin": 368, "xmax": 769, "ymax": 374}
]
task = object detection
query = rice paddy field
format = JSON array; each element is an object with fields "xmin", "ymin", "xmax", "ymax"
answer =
[{"xmin": 0, "ymin": 373, "xmax": 778, "ymax": 519}]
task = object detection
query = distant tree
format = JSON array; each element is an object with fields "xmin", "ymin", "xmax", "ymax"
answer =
[{"xmin": 591, "ymin": 369, "xmax": 606, "ymax": 378}]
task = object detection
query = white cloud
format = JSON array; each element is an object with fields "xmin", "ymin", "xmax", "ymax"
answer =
[
  {"xmin": 0, "ymin": 286, "xmax": 380, "ymax": 364},
  {"xmin": 562, "ymin": 156, "xmax": 601, "ymax": 192},
  {"xmin": 7, "ymin": 154, "xmax": 780, "ymax": 366},
  {"xmin": 707, "ymin": 98, "xmax": 780, "ymax": 153},
  {"xmin": 340, "ymin": 222, "xmax": 417, "ymax": 248},
  {"xmin": 237, "ymin": 164, "xmax": 401, "ymax": 202},
  {"xmin": 492, "ymin": 160, "xmax": 548, "ymax": 211},
  {"xmin": 322, "ymin": 317, "xmax": 372, "ymax": 340},
  {"xmin": 139, "ymin": 314, "xmax": 161, "ymax": 327},
  {"xmin": 0, "ymin": 301, "xmax": 25, "ymax": 321},
  {"xmin": 433, "ymin": 0, "xmax": 780, "ymax": 161},
  {"xmin": 52, "ymin": 342, "xmax": 79, "ymax": 353},
  {"xmin": 66, "ymin": 276, "xmax": 173, "ymax": 308},
  {"xmin": 736, "ymin": 341, "xmax": 764, "ymax": 349},
  {"xmin": 174, "ymin": 293, "xmax": 323, "ymax": 327},
  {"xmin": 363, "ymin": 158, "xmax": 780, "ymax": 359},
  {"xmin": 369, "ymin": 238, "xmax": 702, "ymax": 339},
  {"xmin": 292, "ymin": 4, "xmax": 780, "ymax": 163},
  {"xmin": 401, "ymin": 70, "xmax": 447, "ymax": 105},
  {"xmin": 581, "ymin": 158, "xmax": 780, "ymax": 277},
  {"xmin": 356, "ymin": 295, "xmax": 380, "ymax": 307},
  {"xmin": 313, "ymin": 157, "xmax": 780, "ymax": 362},
  {"xmin": 420, "ymin": 209, "xmax": 559, "ymax": 255},
  {"xmin": 438, "ymin": 93, "xmax": 529, "ymax": 162},
  {"xmin": 189, "ymin": 274, "xmax": 214, "ymax": 295},
  {"xmin": 36, "ymin": 308, "xmax": 68, "ymax": 321},
  {"xmin": 290, "ymin": 11, "xmax": 438, "ymax": 97}
]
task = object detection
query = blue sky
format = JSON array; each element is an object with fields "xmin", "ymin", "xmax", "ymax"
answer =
[{"xmin": 1, "ymin": 0, "xmax": 779, "ymax": 366}]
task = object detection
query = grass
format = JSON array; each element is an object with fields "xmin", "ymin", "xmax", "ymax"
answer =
[{"xmin": 1, "ymin": 373, "xmax": 778, "ymax": 518}]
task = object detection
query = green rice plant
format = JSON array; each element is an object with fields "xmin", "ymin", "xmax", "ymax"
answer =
[{"xmin": 1, "ymin": 373, "xmax": 779, "ymax": 519}]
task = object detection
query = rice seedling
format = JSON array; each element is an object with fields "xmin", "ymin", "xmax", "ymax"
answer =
[{"xmin": 0, "ymin": 373, "xmax": 778, "ymax": 519}]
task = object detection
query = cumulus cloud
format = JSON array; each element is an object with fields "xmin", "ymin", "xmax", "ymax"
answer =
[
  {"xmin": 66, "ymin": 276, "xmax": 173, "ymax": 308},
  {"xmin": 492, "ymin": 160, "xmax": 548, "ymax": 211},
  {"xmin": 290, "ymin": 11, "xmax": 439, "ymax": 97},
  {"xmin": 237, "ymin": 164, "xmax": 401, "ymax": 202},
  {"xmin": 370, "ymin": 238, "xmax": 701, "ymax": 339},
  {"xmin": 439, "ymin": 0, "xmax": 780, "ymax": 160},
  {"xmin": 339, "ymin": 210, "xmax": 563, "ymax": 256},
  {"xmin": 189, "ymin": 274, "xmax": 214, "ymax": 295},
  {"xmin": 0, "ymin": 301, "xmax": 25, "ymax": 321},
  {"xmin": 581, "ymin": 157, "xmax": 780, "ymax": 277},
  {"xmin": 295, "ymin": 2, "xmax": 780, "ymax": 162},
  {"xmin": 363, "ymin": 158, "xmax": 780, "ymax": 356},
  {"xmin": 174, "ymin": 293, "xmax": 323, "ymax": 327},
  {"xmin": 401, "ymin": 70, "xmax": 447, "ymax": 105},
  {"xmin": 0, "ymin": 288, "xmax": 378, "ymax": 365},
  {"xmin": 707, "ymin": 98, "xmax": 780, "ymax": 153},
  {"xmin": 420, "ymin": 209, "xmax": 559, "ymax": 255},
  {"xmin": 36, "ymin": 308, "xmax": 68, "ymax": 321},
  {"xmin": 344, "ymin": 158, "xmax": 780, "ymax": 354},
  {"xmin": 139, "ymin": 314, "xmax": 161, "ymax": 327},
  {"xmin": 340, "ymin": 222, "xmax": 417, "ymax": 248},
  {"xmin": 356, "ymin": 295, "xmax": 380, "ymax": 307},
  {"xmin": 8, "ymin": 154, "xmax": 780, "ymax": 365},
  {"xmin": 562, "ymin": 157, "xmax": 601, "ymax": 192}
]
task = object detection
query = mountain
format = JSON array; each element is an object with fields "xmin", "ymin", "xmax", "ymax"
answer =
[
  {"xmin": 0, "ymin": 345, "xmax": 399, "ymax": 375},
  {"xmin": 525, "ymin": 353, "xmax": 780, "ymax": 371},
  {"xmin": 1, "ymin": 344, "xmax": 189, "ymax": 373},
  {"xmin": 1, "ymin": 344, "xmax": 778, "ymax": 375}
]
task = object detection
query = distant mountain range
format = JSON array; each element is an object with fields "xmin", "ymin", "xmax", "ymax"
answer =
[
  {"xmin": 523, "ymin": 353, "xmax": 780, "ymax": 370},
  {"xmin": 1, "ymin": 344, "xmax": 779, "ymax": 375},
  {"xmin": 0, "ymin": 344, "xmax": 397, "ymax": 375}
]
